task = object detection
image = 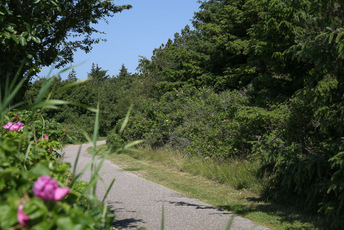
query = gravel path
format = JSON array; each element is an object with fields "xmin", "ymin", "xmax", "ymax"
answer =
[{"xmin": 62, "ymin": 141, "xmax": 269, "ymax": 230}]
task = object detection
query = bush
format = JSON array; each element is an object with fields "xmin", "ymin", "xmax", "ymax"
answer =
[
  {"xmin": 0, "ymin": 75, "xmax": 116, "ymax": 229},
  {"xmin": 251, "ymin": 97, "xmax": 344, "ymax": 228},
  {"xmin": 107, "ymin": 128, "xmax": 125, "ymax": 150},
  {"xmin": 110, "ymin": 86, "xmax": 249, "ymax": 158}
]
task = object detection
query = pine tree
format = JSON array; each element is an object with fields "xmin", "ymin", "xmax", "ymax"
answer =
[
  {"xmin": 67, "ymin": 69, "xmax": 77, "ymax": 82},
  {"xmin": 88, "ymin": 63, "xmax": 109, "ymax": 80}
]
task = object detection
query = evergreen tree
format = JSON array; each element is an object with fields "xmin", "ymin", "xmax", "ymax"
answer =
[
  {"xmin": 88, "ymin": 63, "xmax": 109, "ymax": 81},
  {"xmin": 118, "ymin": 64, "xmax": 131, "ymax": 79},
  {"xmin": 67, "ymin": 69, "xmax": 77, "ymax": 82}
]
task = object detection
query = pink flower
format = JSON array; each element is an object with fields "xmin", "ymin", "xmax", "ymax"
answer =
[
  {"xmin": 10, "ymin": 121, "xmax": 24, "ymax": 131},
  {"xmin": 222, "ymin": 119, "xmax": 226, "ymax": 122},
  {"xmin": 33, "ymin": 176, "xmax": 69, "ymax": 201},
  {"xmin": 255, "ymin": 135, "xmax": 259, "ymax": 139},
  {"xmin": 15, "ymin": 114, "xmax": 19, "ymax": 118},
  {"xmin": 45, "ymin": 134, "xmax": 49, "ymax": 140},
  {"xmin": 176, "ymin": 94, "xmax": 179, "ymax": 96},
  {"xmin": 17, "ymin": 205, "xmax": 29, "ymax": 227},
  {"xmin": 3, "ymin": 121, "xmax": 24, "ymax": 131},
  {"xmin": 3, "ymin": 122, "xmax": 13, "ymax": 129}
]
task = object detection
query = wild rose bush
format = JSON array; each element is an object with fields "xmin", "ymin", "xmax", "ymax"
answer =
[
  {"xmin": 33, "ymin": 175, "xmax": 70, "ymax": 201},
  {"xmin": 3, "ymin": 120, "xmax": 24, "ymax": 131},
  {"xmin": 0, "ymin": 109, "xmax": 114, "ymax": 229}
]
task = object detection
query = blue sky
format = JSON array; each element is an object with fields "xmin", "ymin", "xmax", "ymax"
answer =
[{"xmin": 40, "ymin": 0, "xmax": 201, "ymax": 80}]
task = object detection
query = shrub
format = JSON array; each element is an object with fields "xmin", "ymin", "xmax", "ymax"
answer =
[
  {"xmin": 107, "ymin": 128, "xmax": 125, "ymax": 150},
  {"xmin": 251, "ymin": 97, "xmax": 344, "ymax": 228},
  {"xmin": 0, "ymin": 74, "xmax": 117, "ymax": 229},
  {"xmin": 110, "ymin": 86, "xmax": 249, "ymax": 158}
]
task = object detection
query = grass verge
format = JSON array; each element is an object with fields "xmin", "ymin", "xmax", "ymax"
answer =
[{"xmin": 92, "ymin": 144, "xmax": 326, "ymax": 230}]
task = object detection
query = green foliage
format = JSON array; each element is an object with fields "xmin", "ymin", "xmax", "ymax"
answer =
[
  {"xmin": 111, "ymin": 87, "xmax": 249, "ymax": 158},
  {"xmin": 251, "ymin": 94, "xmax": 344, "ymax": 228},
  {"xmin": 17, "ymin": 0, "xmax": 344, "ymax": 226},
  {"xmin": 25, "ymin": 64, "xmax": 151, "ymax": 143},
  {"xmin": 0, "ymin": 0, "xmax": 132, "ymax": 82},
  {"xmin": 108, "ymin": 0, "xmax": 344, "ymax": 226},
  {"xmin": 107, "ymin": 129, "xmax": 125, "ymax": 150},
  {"xmin": 88, "ymin": 63, "xmax": 110, "ymax": 81},
  {"xmin": 1, "ymin": 75, "xmax": 117, "ymax": 229},
  {"xmin": 0, "ymin": 110, "xmax": 115, "ymax": 229}
]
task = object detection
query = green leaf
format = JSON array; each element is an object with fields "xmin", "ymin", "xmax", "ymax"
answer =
[
  {"xmin": 21, "ymin": 31, "xmax": 28, "ymax": 37},
  {"xmin": 335, "ymin": 32, "xmax": 344, "ymax": 43},
  {"xmin": 10, "ymin": 34, "xmax": 18, "ymax": 44},
  {"xmin": 120, "ymin": 104, "xmax": 133, "ymax": 134},
  {"xmin": 18, "ymin": 36, "xmax": 27, "ymax": 46},
  {"xmin": 3, "ymin": 32, "xmax": 11, "ymax": 39},
  {"xmin": 29, "ymin": 163, "xmax": 50, "ymax": 178},
  {"xmin": 161, "ymin": 203, "xmax": 165, "ymax": 230},
  {"xmin": 30, "ymin": 99, "xmax": 68, "ymax": 110},
  {"xmin": 102, "ymin": 178, "xmax": 115, "ymax": 203},
  {"xmin": 328, "ymin": 33, "xmax": 334, "ymax": 44},
  {"xmin": 338, "ymin": 43, "xmax": 344, "ymax": 54},
  {"xmin": 5, "ymin": 26, "xmax": 16, "ymax": 33},
  {"xmin": 124, "ymin": 140, "xmax": 144, "ymax": 149},
  {"xmin": 225, "ymin": 215, "xmax": 235, "ymax": 230},
  {"xmin": 0, "ymin": 205, "xmax": 17, "ymax": 230},
  {"xmin": 26, "ymin": 198, "xmax": 47, "ymax": 219},
  {"xmin": 57, "ymin": 217, "xmax": 75, "ymax": 230},
  {"xmin": 32, "ymin": 36, "xmax": 41, "ymax": 43}
]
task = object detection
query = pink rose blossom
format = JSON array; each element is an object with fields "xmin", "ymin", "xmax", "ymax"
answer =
[
  {"xmin": 3, "ymin": 121, "xmax": 24, "ymax": 131},
  {"xmin": 10, "ymin": 121, "xmax": 24, "ymax": 131},
  {"xmin": 17, "ymin": 205, "xmax": 29, "ymax": 227},
  {"xmin": 3, "ymin": 122, "xmax": 13, "ymax": 129},
  {"xmin": 45, "ymin": 134, "xmax": 49, "ymax": 140},
  {"xmin": 33, "ymin": 176, "xmax": 69, "ymax": 201},
  {"xmin": 15, "ymin": 114, "xmax": 19, "ymax": 118},
  {"xmin": 176, "ymin": 94, "xmax": 179, "ymax": 96},
  {"xmin": 222, "ymin": 119, "xmax": 226, "ymax": 122}
]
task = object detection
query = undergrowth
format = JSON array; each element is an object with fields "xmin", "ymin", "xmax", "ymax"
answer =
[
  {"xmin": 93, "ymin": 143, "xmax": 327, "ymax": 230},
  {"xmin": 127, "ymin": 145, "xmax": 267, "ymax": 194}
]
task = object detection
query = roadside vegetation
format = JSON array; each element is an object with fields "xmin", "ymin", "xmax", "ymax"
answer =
[
  {"xmin": 0, "ymin": 1, "xmax": 130, "ymax": 229},
  {"xmin": 0, "ymin": 77, "xmax": 118, "ymax": 229},
  {"xmin": 3, "ymin": 0, "xmax": 344, "ymax": 229},
  {"xmin": 92, "ymin": 144, "xmax": 326, "ymax": 230}
]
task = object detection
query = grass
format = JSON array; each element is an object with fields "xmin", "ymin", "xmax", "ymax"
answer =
[{"xmin": 91, "ymin": 144, "xmax": 326, "ymax": 230}]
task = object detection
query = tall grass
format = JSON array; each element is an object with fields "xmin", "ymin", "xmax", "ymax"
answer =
[{"xmin": 117, "ymin": 145, "xmax": 266, "ymax": 194}]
